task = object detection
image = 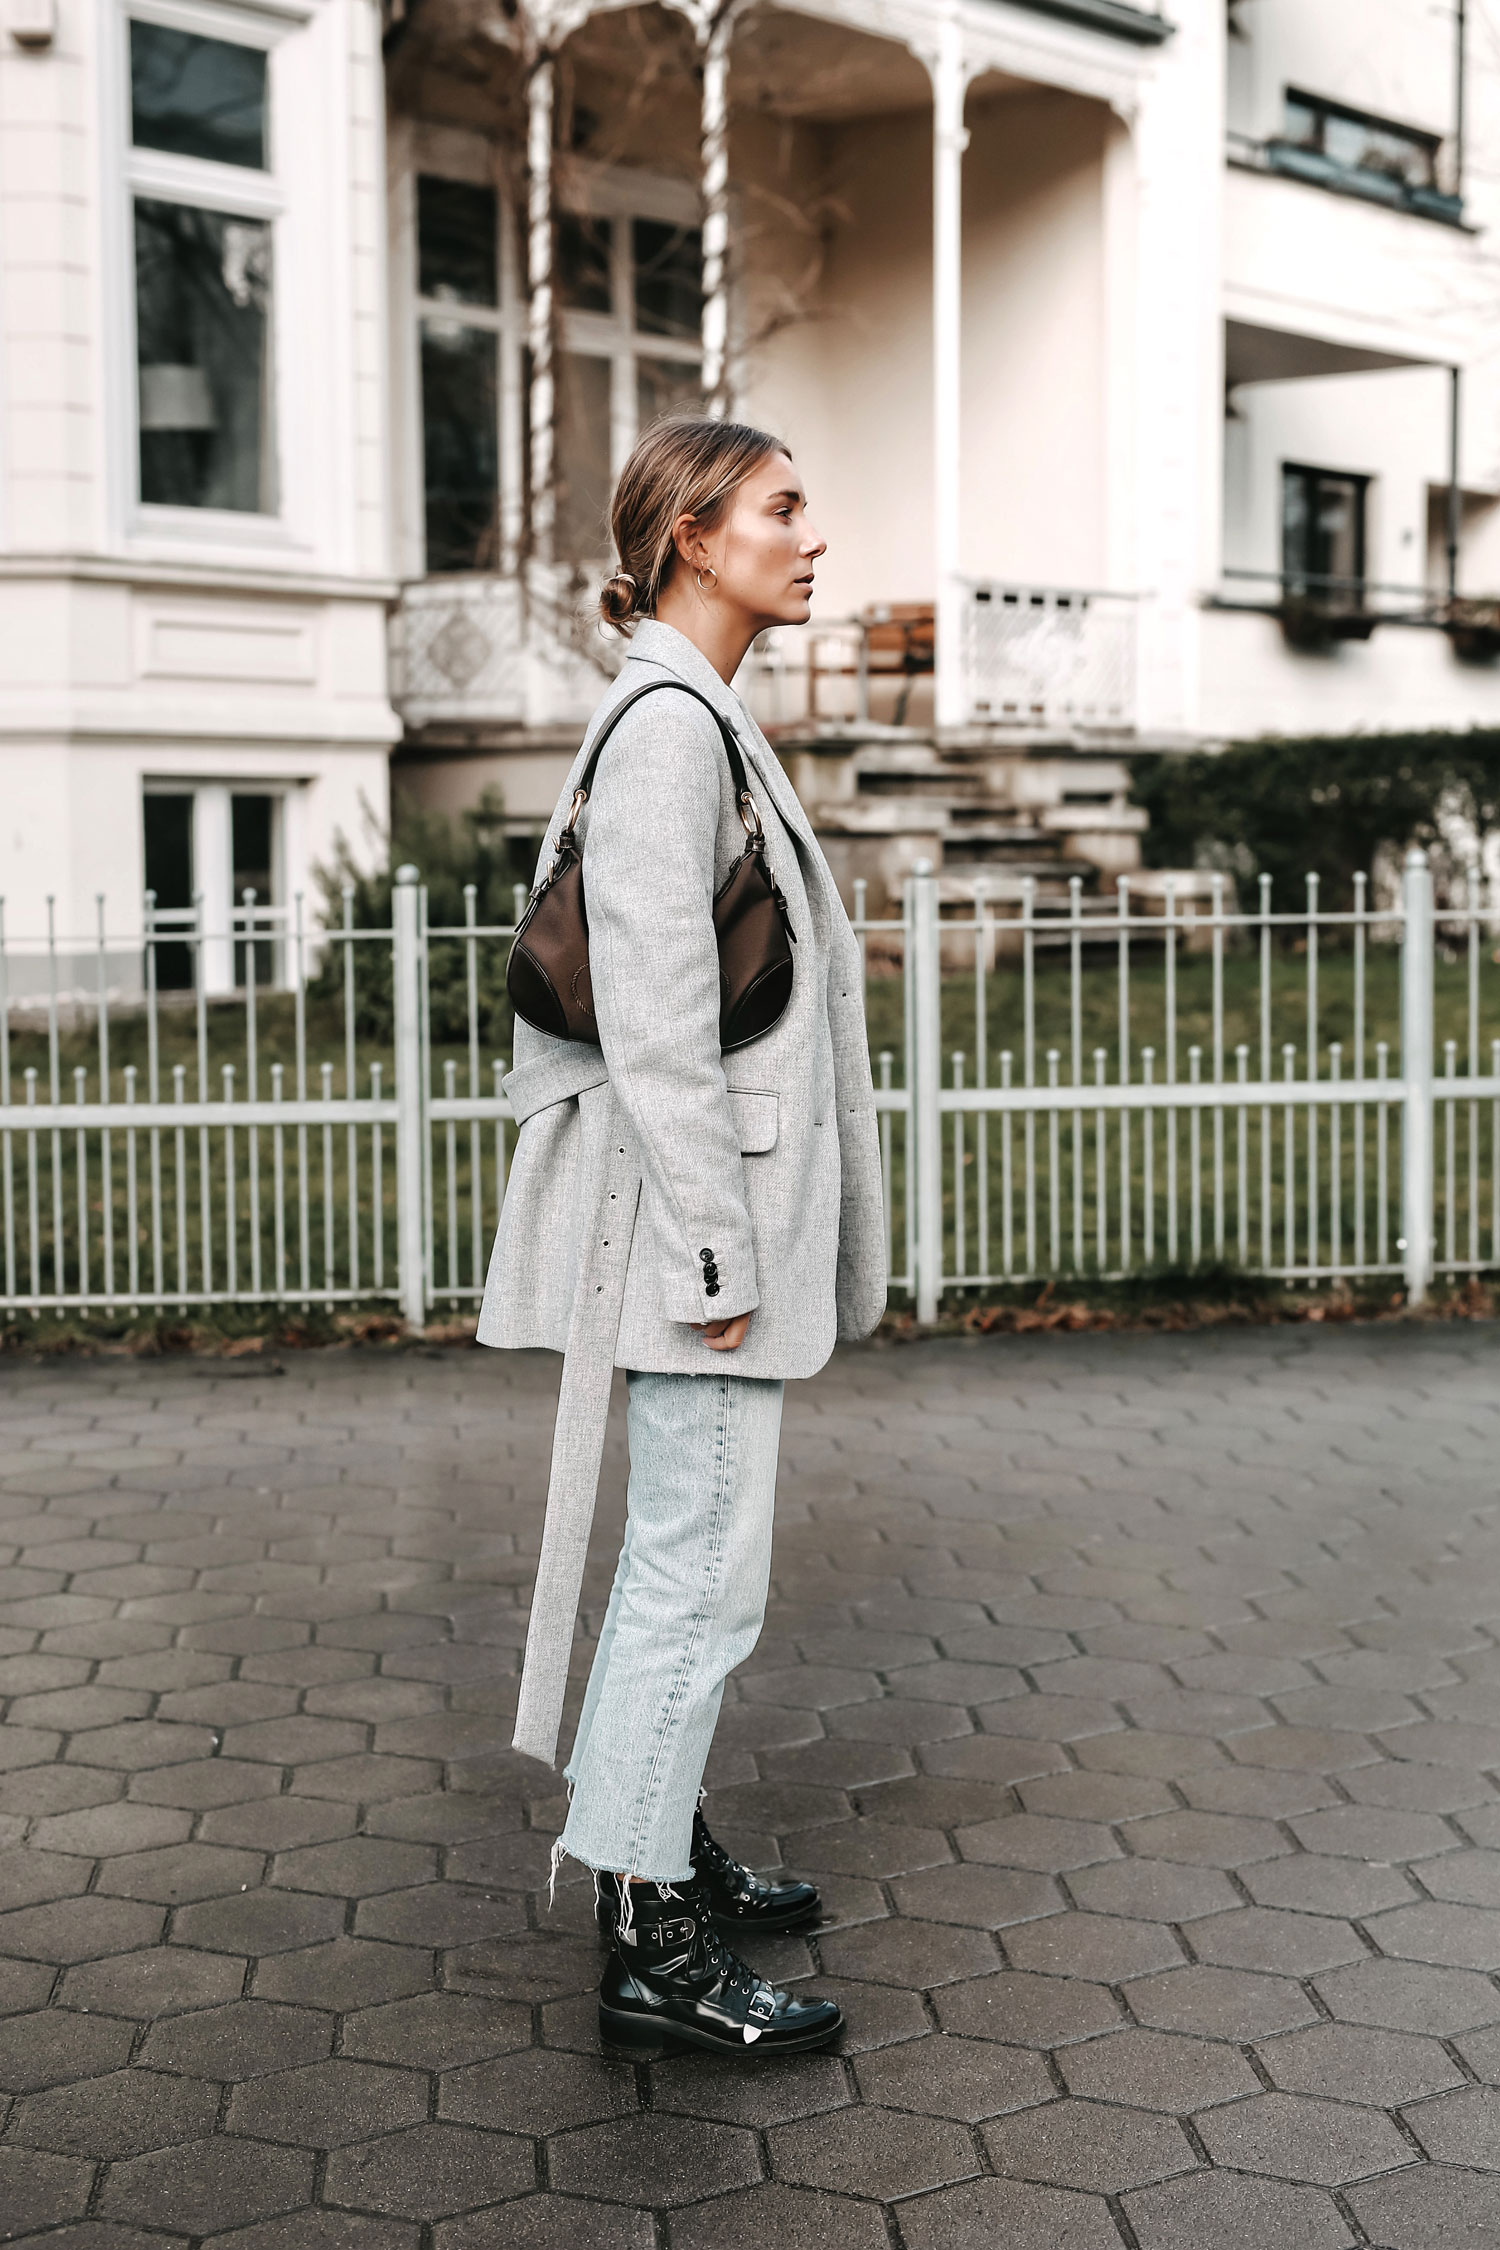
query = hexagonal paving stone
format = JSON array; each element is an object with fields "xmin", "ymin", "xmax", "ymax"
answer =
[
  {"xmin": 205, "ymin": 2217, "xmax": 420, "ymax": 2250},
  {"xmin": 1125, "ymin": 1964, "xmax": 1317, "ymax": 2040},
  {"xmin": 897, "ymin": 2175, "xmax": 1122, "ymax": 2250},
  {"xmin": 854, "ymin": 2033, "xmax": 1051, "ymax": 2122},
  {"xmin": 0, "ymin": 2007, "xmax": 136, "ymax": 2092},
  {"xmin": 1258, "ymin": 2021, "xmax": 1464, "ymax": 2107},
  {"xmin": 66, "ymin": 1722, "xmax": 217, "ymax": 1770},
  {"xmin": 59, "ymin": 1942, "xmax": 246, "ymax": 2018},
  {"xmin": 933, "ymin": 1970, "xmax": 1123, "ymax": 2048},
  {"xmin": 8, "ymin": 2066, "xmax": 221, "ymax": 2157},
  {"xmin": 0, "ymin": 1895, "xmax": 164, "ymax": 1962},
  {"xmin": 95, "ymin": 1842, "xmax": 265, "ymax": 1905},
  {"xmin": 228, "ymin": 2058, "xmax": 430, "ymax": 2147},
  {"xmin": 1195, "ymin": 2091, "xmax": 1411, "ymax": 2185},
  {"xmin": 173, "ymin": 1888, "xmax": 345, "ymax": 1956},
  {"xmin": 1314, "ymin": 1956, "xmax": 1500, "ymax": 2036},
  {"xmin": 98, "ymin": 2135, "xmax": 315, "ymax": 2235},
  {"xmin": 1066, "ymin": 1859, "xmax": 1238, "ymax": 1924},
  {"xmin": 547, "ymin": 2113, "xmax": 760, "ymax": 2207},
  {"xmin": 323, "ymin": 2122, "xmax": 534, "ymax": 2219},
  {"xmin": 1123, "ymin": 2170, "xmax": 1357, "ymax": 2249},
  {"xmin": 32, "ymin": 1802, "xmax": 192, "ymax": 1858},
  {"xmin": 955, "ymin": 1813, "xmax": 1119, "ymax": 1872},
  {"xmin": 343, "ymin": 1992, "xmax": 531, "ymax": 2072},
  {"xmin": 1187, "ymin": 1906, "xmax": 1365, "ymax": 1978},
  {"xmin": 1345, "ymin": 2163, "xmax": 1500, "ymax": 2250},
  {"xmin": 817, "ymin": 1917, "xmax": 999, "ymax": 1989},
  {"xmin": 890, "ymin": 1863, "xmax": 1060, "ymax": 1930},
  {"xmin": 769, "ymin": 2103, "xmax": 978, "ymax": 2201},
  {"xmin": 270, "ymin": 1837, "xmax": 437, "ymax": 1898},
  {"xmin": 1004, "ymin": 1913, "xmax": 1184, "ymax": 1984},
  {"xmin": 0, "ymin": 1847, "xmax": 92, "ymax": 1911},
  {"xmin": 1401, "ymin": 2083, "xmax": 1500, "ymax": 2168},
  {"xmin": 1243, "ymin": 1854, "xmax": 1418, "ymax": 1918},
  {"xmin": 252, "ymin": 1938, "xmax": 433, "ymax": 2014},
  {"xmin": 0, "ymin": 2146, "xmax": 97, "ymax": 2236},
  {"xmin": 1366, "ymin": 1899, "xmax": 1500, "ymax": 1971},
  {"xmin": 1060, "ymin": 2027, "xmax": 1259, "ymax": 2111},
  {"xmin": 647, "ymin": 2052, "xmax": 849, "ymax": 2130},
  {"xmin": 1288, "ymin": 1803, "xmax": 1460, "ymax": 1860},
  {"xmin": 661, "ymin": 2182, "xmax": 887, "ymax": 2250},
  {"xmin": 356, "ymin": 1884, "xmax": 527, "ymax": 1950},
  {"xmin": 1121, "ymin": 1809, "xmax": 1291, "ymax": 1866},
  {"xmin": 440, "ymin": 2048, "xmax": 636, "ymax": 2136},
  {"xmin": 440, "ymin": 1930, "xmax": 600, "ymax": 2008},
  {"xmin": 981, "ymin": 2099, "xmax": 1196, "ymax": 2195},
  {"xmin": 139, "ymin": 1999, "xmax": 333, "ymax": 2081}
]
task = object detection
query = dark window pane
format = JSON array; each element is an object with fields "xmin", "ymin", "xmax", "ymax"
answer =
[
  {"xmin": 632, "ymin": 218, "xmax": 702, "ymax": 340},
  {"xmin": 555, "ymin": 351, "xmax": 612, "ymax": 559},
  {"xmin": 143, "ymin": 793, "xmax": 194, "ymax": 992},
  {"xmin": 417, "ymin": 176, "xmax": 498, "ymax": 308},
  {"xmin": 130, "ymin": 21, "xmax": 266, "ymax": 170},
  {"xmin": 136, "ymin": 199, "xmax": 275, "ymax": 513},
  {"xmin": 556, "ymin": 213, "xmax": 613, "ymax": 314},
  {"xmin": 232, "ymin": 794, "xmax": 276, "ymax": 988},
  {"xmin": 1283, "ymin": 465, "xmax": 1367, "ymax": 604},
  {"xmin": 421, "ymin": 317, "xmax": 499, "ymax": 571},
  {"xmin": 637, "ymin": 355, "xmax": 703, "ymax": 432}
]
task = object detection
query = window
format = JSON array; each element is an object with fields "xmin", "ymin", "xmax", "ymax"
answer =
[
  {"xmin": 1283, "ymin": 464, "xmax": 1369, "ymax": 608},
  {"xmin": 128, "ymin": 18, "xmax": 279, "ymax": 517},
  {"xmin": 232, "ymin": 793, "xmax": 278, "ymax": 988},
  {"xmin": 141, "ymin": 782, "xmax": 285, "ymax": 993},
  {"xmin": 410, "ymin": 164, "xmax": 704, "ymax": 573},
  {"xmin": 143, "ymin": 792, "xmax": 195, "ymax": 991},
  {"xmin": 1272, "ymin": 90, "xmax": 1455, "ymax": 220}
]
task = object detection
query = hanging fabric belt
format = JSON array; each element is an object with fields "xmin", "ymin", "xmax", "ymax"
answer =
[{"xmin": 511, "ymin": 1081, "xmax": 642, "ymax": 1768}]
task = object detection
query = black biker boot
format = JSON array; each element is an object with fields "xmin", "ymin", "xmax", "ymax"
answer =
[
  {"xmin": 598, "ymin": 1878, "xmax": 843, "ymax": 2057},
  {"xmin": 594, "ymin": 1810, "xmax": 820, "ymax": 1938}
]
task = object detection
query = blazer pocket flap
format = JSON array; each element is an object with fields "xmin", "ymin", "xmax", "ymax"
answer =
[
  {"xmin": 503, "ymin": 1047, "xmax": 610, "ymax": 1126},
  {"xmin": 728, "ymin": 1087, "xmax": 778, "ymax": 1153}
]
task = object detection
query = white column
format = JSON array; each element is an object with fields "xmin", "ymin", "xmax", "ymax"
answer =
[
  {"xmin": 527, "ymin": 54, "xmax": 556, "ymax": 567},
  {"xmin": 1119, "ymin": 3, "xmax": 1224, "ymax": 739},
  {"xmin": 929, "ymin": 15, "xmax": 968, "ymax": 733},
  {"xmin": 193, "ymin": 785, "xmax": 234, "ymax": 997},
  {"xmin": 700, "ymin": 5, "xmax": 734, "ymax": 417}
]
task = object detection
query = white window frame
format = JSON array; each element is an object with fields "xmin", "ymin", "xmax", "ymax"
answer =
[
  {"xmin": 104, "ymin": 0, "xmax": 314, "ymax": 562},
  {"xmin": 393, "ymin": 124, "xmax": 704, "ymax": 579}
]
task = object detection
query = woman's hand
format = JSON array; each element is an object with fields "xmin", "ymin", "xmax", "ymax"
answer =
[{"xmin": 694, "ymin": 1312, "xmax": 753, "ymax": 1352}]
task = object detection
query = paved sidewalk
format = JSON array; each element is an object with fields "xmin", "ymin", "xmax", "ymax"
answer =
[{"xmin": 1, "ymin": 1329, "xmax": 1500, "ymax": 2247}]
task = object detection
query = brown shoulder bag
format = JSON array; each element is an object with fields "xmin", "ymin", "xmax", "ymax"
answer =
[{"xmin": 506, "ymin": 680, "xmax": 796, "ymax": 1054}]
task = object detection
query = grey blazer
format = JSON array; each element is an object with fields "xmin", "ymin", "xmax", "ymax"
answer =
[{"xmin": 477, "ymin": 618, "xmax": 886, "ymax": 1762}]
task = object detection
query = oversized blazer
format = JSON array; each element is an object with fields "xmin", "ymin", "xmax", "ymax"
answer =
[{"xmin": 477, "ymin": 617, "xmax": 887, "ymax": 1764}]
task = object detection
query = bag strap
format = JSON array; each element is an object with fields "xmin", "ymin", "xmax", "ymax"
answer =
[{"xmin": 570, "ymin": 679, "xmax": 760, "ymax": 837}]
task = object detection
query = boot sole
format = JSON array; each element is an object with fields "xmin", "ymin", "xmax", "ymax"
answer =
[{"xmin": 599, "ymin": 2002, "xmax": 843, "ymax": 2059}]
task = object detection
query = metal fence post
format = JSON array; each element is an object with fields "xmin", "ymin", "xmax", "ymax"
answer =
[
  {"xmin": 1401, "ymin": 845, "xmax": 1435, "ymax": 1305},
  {"xmin": 911, "ymin": 859, "xmax": 943, "ymax": 1323},
  {"xmin": 393, "ymin": 866, "xmax": 427, "ymax": 1329}
]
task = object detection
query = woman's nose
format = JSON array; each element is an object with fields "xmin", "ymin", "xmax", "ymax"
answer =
[{"xmin": 803, "ymin": 521, "xmax": 827, "ymax": 560}]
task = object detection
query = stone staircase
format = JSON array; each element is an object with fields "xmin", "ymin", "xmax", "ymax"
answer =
[{"xmin": 775, "ymin": 729, "xmax": 1148, "ymax": 918}]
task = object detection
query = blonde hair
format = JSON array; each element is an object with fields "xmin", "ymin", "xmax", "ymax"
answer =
[{"xmin": 599, "ymin": 415, "xmax": 787, "ymax": 631}]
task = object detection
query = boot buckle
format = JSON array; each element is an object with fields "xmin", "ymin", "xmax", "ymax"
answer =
[{"xmin": 658, "ymin": 1917, "xmax": 696, "ymax": 1946}]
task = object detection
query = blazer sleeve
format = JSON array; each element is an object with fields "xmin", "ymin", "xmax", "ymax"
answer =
[{"xmin": 582, "ymin": 694, "xmax": 758, "ymax": 1326}]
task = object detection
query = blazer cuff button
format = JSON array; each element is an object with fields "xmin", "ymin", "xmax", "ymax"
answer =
[{"xmin": 704, "ymin": 1283, "xmax": 720, "ymax": 1298}]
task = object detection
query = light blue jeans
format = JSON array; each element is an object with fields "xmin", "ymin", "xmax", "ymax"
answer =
[{"xmin": 559, "ymin": 1367, "xmax": 786, "ymax": 1882}]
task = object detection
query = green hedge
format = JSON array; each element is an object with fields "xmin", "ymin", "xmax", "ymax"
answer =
[{"xmin": 1130, "ymin": 729, "xmax": 1500, "ymax": 911}]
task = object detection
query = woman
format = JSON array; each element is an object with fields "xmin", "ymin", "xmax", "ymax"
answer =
[{"xmin": 477, "ymin": 416, "xmax": 886, "ymax": 2057}]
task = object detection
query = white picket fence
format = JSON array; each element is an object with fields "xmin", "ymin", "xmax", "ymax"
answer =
[{"xmin": 0, "ymin": 849, "xmax": 1493, "ymax": 1326}]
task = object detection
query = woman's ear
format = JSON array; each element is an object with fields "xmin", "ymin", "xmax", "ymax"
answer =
[{"xmin": 671, "ymin": 512, "xmax": 704, "ymax": 571}]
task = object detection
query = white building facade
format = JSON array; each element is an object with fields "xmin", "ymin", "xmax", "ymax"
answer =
[{"xmin": 4, "ymin": 0, "xmax": 1500, "ymax": 975}]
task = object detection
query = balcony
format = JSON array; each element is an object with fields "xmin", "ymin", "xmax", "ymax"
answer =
[{"xmin": 747, "ymin": 585, "xmax": 1138, "ymax": 741}]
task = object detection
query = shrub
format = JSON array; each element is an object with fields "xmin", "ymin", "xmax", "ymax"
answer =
[
  {"xmin": 314, "ymin": 789, "xmax": 538, "ymax": 1044},
  {"xmin": 1130, "ymin": 729, "xmax": 1500, "ymax": 911}
]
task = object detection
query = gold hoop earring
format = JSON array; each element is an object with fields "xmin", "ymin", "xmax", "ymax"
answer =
[{"xmin": 695, "ymin": 565, "xmax": 719, "ymax": 593}]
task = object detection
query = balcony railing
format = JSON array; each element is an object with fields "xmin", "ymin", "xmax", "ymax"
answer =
[{"xmin": 391, "ymin": 573, "xmax": 1140, "ymax": 740}]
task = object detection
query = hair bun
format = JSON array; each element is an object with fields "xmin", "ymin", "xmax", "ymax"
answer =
[{"xmin": 599, "ymin": 568, "xmax": 640, "ymax": 632}]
